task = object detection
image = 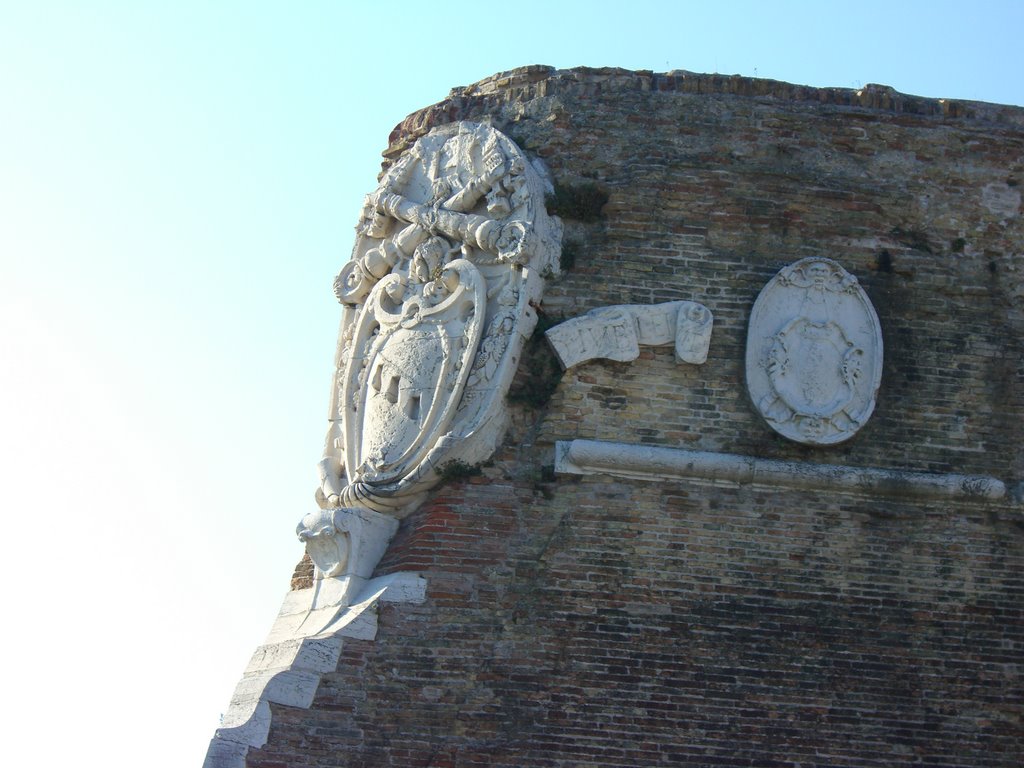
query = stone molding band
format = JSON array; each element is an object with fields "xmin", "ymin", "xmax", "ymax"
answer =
[{"xmin": 555, "ymin": 439, "xmax": 1007, "ymax": 502}]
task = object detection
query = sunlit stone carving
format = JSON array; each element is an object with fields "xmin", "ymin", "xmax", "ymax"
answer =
[
  {"xmin": 545, "ymin": 301, "xmax": 713, "ymax": 369},
  {"xmin": 746, "ymin": 257, "xmax": 882, "ymax": 445},
  {"xmin": 318, "ymin": 121, "xmax": 562, "ymax": 515}
]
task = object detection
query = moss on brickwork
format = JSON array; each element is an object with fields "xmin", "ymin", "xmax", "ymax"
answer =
[
  {"xmin": 558, "ymin": 238, "xmax": 580, "ymax": 271},
  {"xmin": 434, "ymin": 459, "xmax": 483, "ymax": 483},
  {"xmin": 545, "ymin": 181, "xmax": 609, "ymax": 222},
  {"xmin": 506, "ymin": 310, "xmax": 564, "ymax": 409}
]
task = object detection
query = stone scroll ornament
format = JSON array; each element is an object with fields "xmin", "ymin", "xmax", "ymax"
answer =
[
  {"xmin": 746, "ymin": 257, "xmax": 883, "ymax": 445},
  {"xmin": 545, "ymin": 301, "xmax": 713, "ymax": 369},
  {"xmin": 298, "ymin": 122, "xmax": 561, "ymax": 600}
]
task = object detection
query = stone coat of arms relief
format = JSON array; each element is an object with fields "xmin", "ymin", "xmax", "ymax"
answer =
[
  {"xmin": 299, "ymin": 122, "xmax": 561, "ymax": 605},
  {"xmin": 746, "ymin": 257, "xmax": 883, "ymax": 445}
]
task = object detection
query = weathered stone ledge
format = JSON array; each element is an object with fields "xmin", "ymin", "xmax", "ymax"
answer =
[{"xmin": 556, "ymin": 439, "xmax": 1009, "ymax": 503}]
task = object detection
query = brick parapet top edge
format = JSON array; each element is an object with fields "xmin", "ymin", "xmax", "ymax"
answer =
[{"xmin": 385, "ymin": 64, "xmax": 1024, "ymax": 159}]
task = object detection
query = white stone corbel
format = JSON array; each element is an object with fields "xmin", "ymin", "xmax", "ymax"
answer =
[{"xmin": 296, "ymin": 506, "xmax": 400, "ymax": 610}]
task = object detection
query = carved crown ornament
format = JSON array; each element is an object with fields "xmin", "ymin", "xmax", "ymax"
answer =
[
  {"xmin": 296, "ymin": 121, "xmax": 562, "ymax": 604},
  {"xmin": 745, "ymin": 257, "xmax": 883, "ymax": 446}
]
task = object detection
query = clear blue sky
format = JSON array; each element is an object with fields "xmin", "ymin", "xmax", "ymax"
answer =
[{"xmin": 1, "ymin": 2, "xmax": 1021, "ymax": 765}]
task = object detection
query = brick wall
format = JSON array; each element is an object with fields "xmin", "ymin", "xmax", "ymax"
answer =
[{"xmin": 250, "ymin": 67, "xmax": 1023, "ymax": 767}]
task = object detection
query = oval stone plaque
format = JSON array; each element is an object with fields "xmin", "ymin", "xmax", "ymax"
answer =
[{"xmin": 745, "ymin": 257, "xmax": 883, "ymax": 445}]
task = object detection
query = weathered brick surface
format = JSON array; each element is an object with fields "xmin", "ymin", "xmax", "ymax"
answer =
[{"xmin": 249, "ymin": 67, "xmax": 1024, "ymax": 767}]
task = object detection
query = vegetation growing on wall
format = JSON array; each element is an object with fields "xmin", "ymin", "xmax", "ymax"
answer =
[
  {"xmin": 434, "ymin": 459, "xmax": 483, "ymax": 483},
  {"xmin": 545, "ymin": 182, "xmax": 608, "ymax": 222},
  {"xmin": 507, "ymin": 309, "xmax": 564, "ymax": 409},
  {"xmin": 559, "ymin": 239, "xmax": 580, "ymax": 272}
]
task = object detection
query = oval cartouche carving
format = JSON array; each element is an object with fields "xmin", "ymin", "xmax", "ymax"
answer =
[{"xmin": 745, "ymin": 257, "xmax": 883, "ymax": 445}]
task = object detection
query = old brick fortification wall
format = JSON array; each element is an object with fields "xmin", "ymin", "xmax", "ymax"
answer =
[{"xmin": 257, "ymin": 68, "xmax": 1024, "ymax": 767}]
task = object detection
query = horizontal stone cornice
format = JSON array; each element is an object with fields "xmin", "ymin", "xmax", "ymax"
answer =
[{"xmin": 556, "ymin": 439, "xmax": 1008, "ymax": 503}]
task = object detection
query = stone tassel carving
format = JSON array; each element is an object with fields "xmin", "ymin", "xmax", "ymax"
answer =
[{"xmin": 300, "ymin": 121, "xmax": 560, "ymax": 604}]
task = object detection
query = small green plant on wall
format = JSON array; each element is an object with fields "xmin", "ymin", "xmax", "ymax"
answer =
[
  {"xmin": 435, "ymin": 459, "xmax": 483, "ymax": 483},
  {"xmin": 545, "ymin": 182, "xmax": 608, "ymax": 222}
]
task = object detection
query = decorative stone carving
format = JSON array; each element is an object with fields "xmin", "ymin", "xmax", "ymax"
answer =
[
  {"xmin": 545, "ymin": 301, "xmax": 713, "ymax": 369},
  {"xmin": 746, "ymin": 257, "xmax": 882, "ymax": 445},
  {"xmin": 318, "ymin": 121, "xmax": 562, "ymax": 515}
]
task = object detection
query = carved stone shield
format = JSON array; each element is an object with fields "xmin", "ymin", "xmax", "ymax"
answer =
[
  {"xmin": 344, "ymin": 260, "xmax": 486, "ymax": 487},
  {"xmin": 746, "ymin": 257, "xmax": 883, "ymax": 445},
  {"xmin": 318, "ymin": 122, "xmax": 562, "ymax": 515}
]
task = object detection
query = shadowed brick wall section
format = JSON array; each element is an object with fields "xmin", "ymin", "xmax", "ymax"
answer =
[{"xmin": 253, "ymin": 67, "xmax": 1024, "ymax": 767}]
